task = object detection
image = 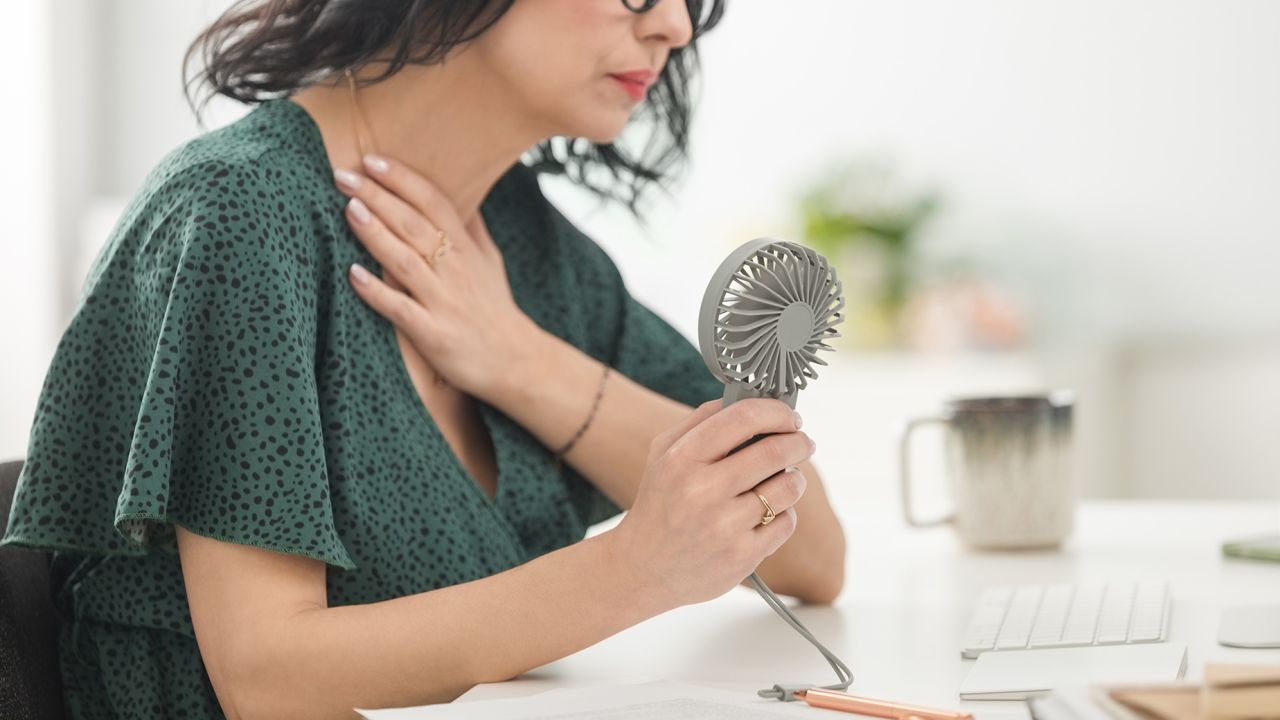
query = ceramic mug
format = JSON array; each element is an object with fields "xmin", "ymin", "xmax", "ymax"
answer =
[{"xmin": 899, "ymin": 391, "xmax": 1076, "ymax": 549}]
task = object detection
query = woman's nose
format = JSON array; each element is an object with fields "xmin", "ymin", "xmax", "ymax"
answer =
[{"xmin": 636, "ymin": 0, "xmax": 694, "ymax": 50}]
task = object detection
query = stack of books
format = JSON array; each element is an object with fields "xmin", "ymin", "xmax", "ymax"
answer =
[{"xmin": 1028, "ymin": 663, "xmax": 1280, "ymax": 720}]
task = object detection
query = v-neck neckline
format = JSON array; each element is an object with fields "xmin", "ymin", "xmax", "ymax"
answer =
[
  {"xmin": 273, "ymin": 96, "xmax": 519, "ymax": 512},
  {"xmin": 382, "ymin": 325, "xmax": 508, "ymax": 510}
]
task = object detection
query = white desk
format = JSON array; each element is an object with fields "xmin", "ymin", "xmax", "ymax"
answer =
[{"xmin": 457, "ymin": 500, "xmax": 1280, "ymax": 718}]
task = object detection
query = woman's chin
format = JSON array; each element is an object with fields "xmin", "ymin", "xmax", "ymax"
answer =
[
  {"xmin": 582, "ymin": 120, "xmax": 632, "ymax": 145},
  {"xmin": 558, "ymin": 106, "xmax": 636, "ymax": 145}
]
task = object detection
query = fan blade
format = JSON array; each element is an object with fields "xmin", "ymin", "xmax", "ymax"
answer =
[
  {"xmin": 734, "ymin": 264, "xmax": 794, "ymax": 307},
  {"xmin": 819, "ymin": 289, "xmax": 847, "ymax": 316},
  {"xmin": 773, "ymin": 344, "xmax": 787, "ymax": 394},
  {"xmin": 717, "ymin": 303, "xmax": 781, "ymax": 317},
  {"xmin": 811, "ymin": 314, "xmax": 844, "ymax": 335},
  {"xmin": 791, "ymin": 254, "xmax": 813, "ymax": 308},
  {"xmin": 724, "ymin": 285, "xmax": 787, "ymax": 310},
  {"xmin": 723, "ymin": 330, "xmax": 773, "ymax": 369},
  {"xmin": 798, "ymin": 346, "xmax": 829, "ymax": 367},
  {"xmin": 806, "ymin": 268, "xmax": 830, "ymax": 309},
  {"xmin": 717, "ymin": 323, "xmax": 777, "ymax": 351},
  {"xmin": 716, "ymin": 314, "xmax": 781, "ymax": 333},
  {"xmin": 766, "ymin": 250, "xmax": 802, "ymax": 300},
  {"xmin": 746, "ymin": 254, "xmax": 801, "ymax": 303}
]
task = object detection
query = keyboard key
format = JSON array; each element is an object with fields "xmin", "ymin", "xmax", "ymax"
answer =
[
  {"xmin": 994, "ymin": 586, "xmax": 1042, "ymax": 650},
  {"xmin": 962, "ymin": 588, "xmax": 1016, "ymax": 657},
  {"xmin": 1128, "ymin": 581, "xmax": 1169, "ymax": 642},
  {"xmin": 1095, "ymin": 582, "xmax": 1136, "ymax": 642},
  {"xmin": 1060, "ymin": 584, "xmax": 1104, "ymax": 643},
  {"xmin": 1028, "ymin": 584, "xmax": 1073, "ymax": 643}
]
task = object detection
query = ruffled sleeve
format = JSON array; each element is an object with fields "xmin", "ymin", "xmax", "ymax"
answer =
[
  {"xmin": 547, "ymin": 206, "xmax": 725, "ymax": 527},
  {"xmin": 0, "ymin": 158, "xmax": 356, "ymax": 570}
]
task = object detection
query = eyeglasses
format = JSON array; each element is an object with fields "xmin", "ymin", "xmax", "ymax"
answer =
[{"xmin": 621, "ymin": 0, "xmax": 716, "ymax": 33}]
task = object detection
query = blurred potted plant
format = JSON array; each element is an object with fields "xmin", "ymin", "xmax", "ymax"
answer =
[{"xmin": 798, "ymin": 158, "xmax": 938, "ymax": 349}]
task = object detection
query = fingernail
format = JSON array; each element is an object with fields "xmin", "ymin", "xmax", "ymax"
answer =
[
  {"xmin": 808, "ymin": 436, "xmax": 817, "ymax": 453},
  {"xmin": 363, "ymin": 154, "xmax": 389, "ymax": 174},
  {"xmin": 334, "ymin": 168, "xmax": 363, "ymax": 191},
  {"xmin": 347, "ymin": 197, "xmax": 371, "ymax": 225},
  {"xmin": 350, "ymin": 263, "xmax": 371, "ymax": 285},
  {"xmin": 793, "ymin": 411, "xmax": 803, "ymax": 430}
]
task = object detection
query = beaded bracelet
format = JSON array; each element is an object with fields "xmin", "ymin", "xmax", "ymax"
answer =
[{"xmin": 552, "ymin": 363, "xmax": 611, "ymax": 473}]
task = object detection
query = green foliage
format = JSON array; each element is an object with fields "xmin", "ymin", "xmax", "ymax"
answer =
[{"xmin": 797, "ymin": 159, "xmax": 940, "ymax": 346}]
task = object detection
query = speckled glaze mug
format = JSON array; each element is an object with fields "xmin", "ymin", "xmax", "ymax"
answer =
[{"xmin": 899, "ymin": 392, "xmax": 1076, "ymax": 549}]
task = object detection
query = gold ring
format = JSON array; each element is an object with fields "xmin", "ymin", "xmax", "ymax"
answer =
[
  {"xmin": 754, "ymin": 490, "xmax": 776, "ymax": 526},
  {"xmin": 433, "ymin": 229, "xmax": 451, "ymax": 261}
]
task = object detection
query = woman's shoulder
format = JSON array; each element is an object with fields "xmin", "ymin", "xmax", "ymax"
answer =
[
  {"xmin": 86, "ymin": 101, "xmax": 335, "ymax": 294},
  {"xmin": 137, "ymin": 99, "xmax": 328, "ymax": 217}
]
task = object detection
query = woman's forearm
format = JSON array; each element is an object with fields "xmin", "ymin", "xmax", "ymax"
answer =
[
  {"xmin": 483, "ymin": 327, "xmax": 846, "ymax": 605},
  {"xmin": 232, "ymin": 531, "xmax": 667, "ymax": 718}
]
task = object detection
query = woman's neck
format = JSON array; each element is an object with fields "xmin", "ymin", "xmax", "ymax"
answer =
[{"xmin": 289, "ymin": 61, "xmax": 543, "ymax": 226}]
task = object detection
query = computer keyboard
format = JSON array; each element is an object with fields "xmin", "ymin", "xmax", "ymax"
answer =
[{"xmin": 961, "ymin": 581, "xmax": 1171, "ymax": 659}]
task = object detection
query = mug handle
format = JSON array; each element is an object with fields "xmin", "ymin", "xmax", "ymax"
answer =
[{"xmin": 899, "ymin": 416, "xmax": 956, "ymax": 527}]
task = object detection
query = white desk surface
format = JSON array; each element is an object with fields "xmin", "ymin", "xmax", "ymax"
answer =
[{"xmin": 457, "ymin": 500, "xmax": 1280, "ymax": 718}]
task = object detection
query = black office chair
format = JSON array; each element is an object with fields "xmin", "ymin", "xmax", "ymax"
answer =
[{"xmin": 0, "ymin": 459, "xmax": 67, "ymax": 720}]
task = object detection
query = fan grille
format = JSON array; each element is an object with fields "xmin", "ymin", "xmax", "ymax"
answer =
[{"xmin": 708, "ymin": 241, "xmax": 845, "ymax": 398}]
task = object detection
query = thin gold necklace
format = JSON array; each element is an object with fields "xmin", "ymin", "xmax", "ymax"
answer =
[{"xmin": 344, "ymin": 68, "xmax": 449, "ymax": 390}]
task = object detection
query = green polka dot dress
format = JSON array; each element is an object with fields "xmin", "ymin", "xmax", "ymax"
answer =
[{"xmin": 0, "ymin": 97, "xmax": 724, "ymax": 718}]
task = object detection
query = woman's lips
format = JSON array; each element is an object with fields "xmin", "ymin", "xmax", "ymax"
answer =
[{"xmin": 608, "ymin": 74, "xmax": 650, "ymax": 102}]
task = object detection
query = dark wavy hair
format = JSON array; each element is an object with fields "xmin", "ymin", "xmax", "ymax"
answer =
[{"xmin": 182, "ymin": 0, "xmax": 726, "ymax": 221}]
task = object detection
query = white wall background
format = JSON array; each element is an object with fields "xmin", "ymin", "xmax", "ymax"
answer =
[
  {"xmin": 3, "ymin": 1, "xmax": 1278, "ymax": 500},
  {"xmin": 0, "ymin": 4, "xmax": 54, "ymax": 463}
]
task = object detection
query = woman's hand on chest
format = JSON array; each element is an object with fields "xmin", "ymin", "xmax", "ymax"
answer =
[{"xmin": 333, "ymin": 154, "xmax": 545, "ymax": 402}]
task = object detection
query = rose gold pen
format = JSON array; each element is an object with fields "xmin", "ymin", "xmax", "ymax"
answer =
[{"xmin": 793, "ymin": 688, "xmax": 975, "ymax": 720}]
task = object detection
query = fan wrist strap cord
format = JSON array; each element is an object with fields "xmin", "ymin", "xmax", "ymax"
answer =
[
  {"xmin": 553, "ymin": 363, "xmax": 611, "ymax": 471},
  {"xmin": 748, "ymin": 571, "xmax": 854, "ymax": 700}
]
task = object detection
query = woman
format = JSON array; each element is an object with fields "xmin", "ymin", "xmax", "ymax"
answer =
[{"xmin": 1, "ymin": 0, "xmax": 846, "ymax": 716}]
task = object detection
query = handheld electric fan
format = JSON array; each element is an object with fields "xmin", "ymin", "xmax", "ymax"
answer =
[{"xmin": 697, "ymin": 237, "xmax": 853, "ymax": 701}]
